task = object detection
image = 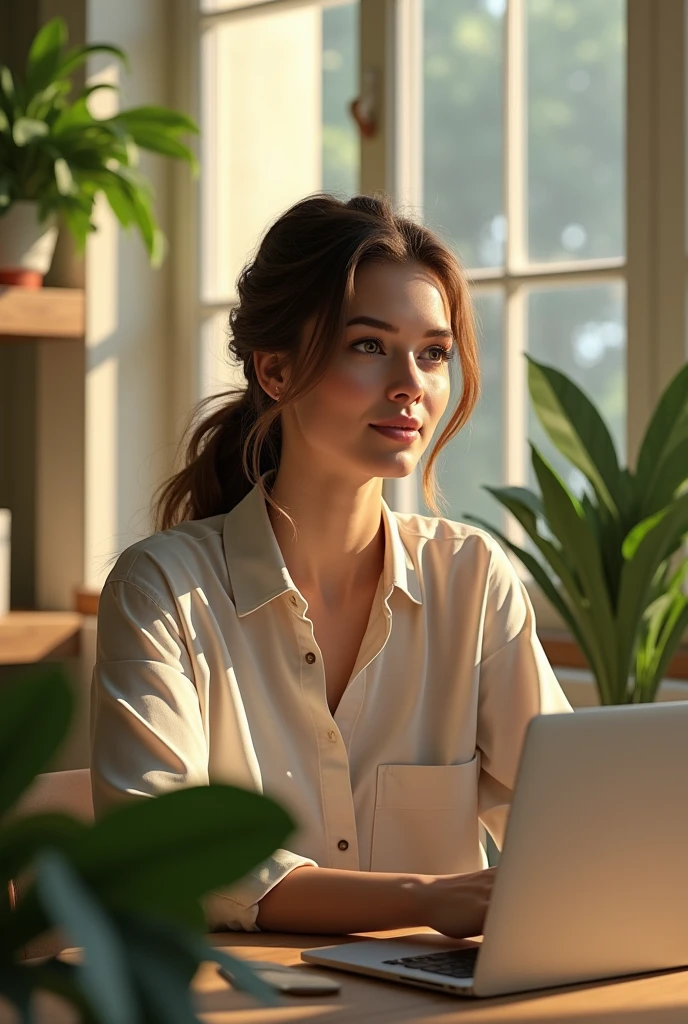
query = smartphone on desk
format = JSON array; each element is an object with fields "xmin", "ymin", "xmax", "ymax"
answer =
[{"xmin": 217, "ymin": 960, "xmax": 341, "ymax": 995}]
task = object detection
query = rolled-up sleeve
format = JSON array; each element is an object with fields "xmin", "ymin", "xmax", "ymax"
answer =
[
  {"xmin": 476, "ymin": 542, "xmax": 572, "ymax": 848},
  {"xmin": 90, "ymin": 576, "xmax": 316, "ymax": 932}
]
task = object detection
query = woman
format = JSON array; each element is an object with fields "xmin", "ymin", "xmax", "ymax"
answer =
[{"xmin": 90, "ymin": 193, "xmax": 571, "ymax": 940}]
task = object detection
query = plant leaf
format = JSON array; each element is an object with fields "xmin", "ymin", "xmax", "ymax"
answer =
[
  {"xmin": 36, "ymin": 850, "xmax": 139, "ymax": 1024},
  {"xmin": 636, "ymin": 363, "xmax": 688, "ymax": 503},
  {"xmin": 0, "ymin": 964, "xmax": 34, "ymax": 1018},
  {"xmin": 526, "ymin": 355, "xmax": 626, "ymax": 518},
  {"xmin": 111, "ymin": 124, "xmax": 199, "ymax": 173},
  {"xmin": 25, "ymin": 17, "xmax": 67, "ymax": 100},
  {"xmin": 78, "ymin": 786, "xmax": 294, "ymax": 916},
  {"xmin": 466, "ymin": 507, "xmax": 611, "ymax": 701},
  {"xmin": 645, "ymin": 601, "xmax": 688, "ymax": 698},
  {"xmin": 0, "ymin": 813, "xmax": 87, "ymax": 887},
  {"xmin": 57, "ymin": 44, "xmax": 128, "ymax": 82},
  {"xmin": 208, "ymin": 947, "xmax": 281, "ymax": 1006},
  {"xmin": 52, "ymin": 156, "xmax": 74, "ymax": 195},
  {"xmin": 0, "ymin": 668, "xmax": 74, "ymax": 822},
  {"xmin": 12, "ymin": 117, "xmax": 50, "ymax": 146},
  {"xmin": 111, "ymin": 106, "xmax": 199, "ymax": 134},
  {"xmin": 0, "ymin": 66, "xmax": 15, "ymax": 107},
  {"xmin": 616, "ymin": 493, "xmax": 688, "ymax": 693},
  {"xmin": 531, "ymin": 445, "xmax": 619, "ymax": 697},
  {"xmin": 116, "ymin": 914, "xmax": 207, "ymax": 1024},
  {"xmin": 7, "ymin": 785, "xmax": 294, "ymax": 949},
  {"xmin": 640, "ymin": 438, "xmax": 688, "ymax": 517}
]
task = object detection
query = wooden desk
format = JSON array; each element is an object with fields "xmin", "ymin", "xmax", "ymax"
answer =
[
  {"xmin": 8, "ymin": 929, "xmax": 688, "ymax": 1023},
  {"xmin": 0, "ymin": 612, "xmax": 82, "ymax": 665}
]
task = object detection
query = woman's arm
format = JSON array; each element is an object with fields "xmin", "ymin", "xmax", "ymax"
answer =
[{"xmin": 257, "ymin": 864, "xmax": 496, "ymax": 938}]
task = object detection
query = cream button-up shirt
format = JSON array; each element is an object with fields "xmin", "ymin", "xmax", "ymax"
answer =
[{"xmin": 90, "ymin": 481, "xmax": 571, "ymax": 931}]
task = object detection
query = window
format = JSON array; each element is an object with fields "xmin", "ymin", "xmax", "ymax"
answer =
[
  {"xmin": 176, "ymin": 0, "xmax": 687, "ymax": 633},
  {"xmin": 190, "ymin": 0, "xmax": 359, "ymax": 400}
]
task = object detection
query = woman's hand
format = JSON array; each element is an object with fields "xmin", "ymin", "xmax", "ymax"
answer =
[{"xmin": 411, "ymin": 866, "xmax": 498, "ymax": 939}]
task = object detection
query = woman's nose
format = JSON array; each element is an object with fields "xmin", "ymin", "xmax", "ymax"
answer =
[{"xmin": 386, "ymin": 357, "xmax": 424, "ymax": 404}]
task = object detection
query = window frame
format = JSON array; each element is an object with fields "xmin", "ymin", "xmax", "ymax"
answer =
[{"xmin": 171, "ymin": 0, "xmax": 688, "ymax": 670}]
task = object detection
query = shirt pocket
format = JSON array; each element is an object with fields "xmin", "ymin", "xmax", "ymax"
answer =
[{"xmin": 370, "ymin": 755, "xmax": 483, "ymax": 876}]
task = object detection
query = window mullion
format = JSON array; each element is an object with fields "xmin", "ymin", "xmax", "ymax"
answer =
[
  {"xmin": 655, "ymin": 0, "xmax": 687, "ymax": 390},
  {"xmin": 504, "ymin": 0, "xmax": 528, "ymax": 512}
]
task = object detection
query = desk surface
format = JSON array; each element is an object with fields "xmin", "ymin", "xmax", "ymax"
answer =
[{"xmin": 6, "ymin": 928, "xmax": 688, "ymax": 1024}]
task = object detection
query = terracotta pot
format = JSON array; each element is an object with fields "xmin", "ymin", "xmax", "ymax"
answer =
[{"xmin": 0, "ymin": 201, "xmax": 59, "ymax": 288}]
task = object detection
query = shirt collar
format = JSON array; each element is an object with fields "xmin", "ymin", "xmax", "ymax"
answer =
[{"xmin": 222, "ymin": 480, "xmax": 422, "ymax": 617}]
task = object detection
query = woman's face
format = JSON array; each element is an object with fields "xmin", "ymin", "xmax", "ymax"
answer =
[{"xmin": 280, "ymin": 260, "xmax": 454, "ymax": 485}]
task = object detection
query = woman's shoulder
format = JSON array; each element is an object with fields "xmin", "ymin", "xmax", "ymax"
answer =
[
  {"xmin": 392, "ymin": 509, "xmax": 518, "ymax": 590},
  {"xmin": 103, "ymin": 514, "xmax": 229, "ymax": 603},
  {"xmin": 392, "ymin": 508, "xmax": 500, "ymax": 554}
]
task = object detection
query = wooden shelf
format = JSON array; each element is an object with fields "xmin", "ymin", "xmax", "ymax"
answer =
[
  {"xmin": 0, "ymin": 286, "xmax": 84, "ymax": 340},
  {"xmin": 0, "ymin": 611, "xmax": 82, "ymax": 665}
]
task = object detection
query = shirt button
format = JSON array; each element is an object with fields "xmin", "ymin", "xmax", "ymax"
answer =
[
  {"xmin": 327, "ymin": 729, "xmax": 337, "ymax": 741},
  {"xmin": 305, "ymin": 652, "xmax": 316, "ymax": 664},
  {"xmin": 337, "ymin": 839, "xmax": 349, "ymax": 851}
]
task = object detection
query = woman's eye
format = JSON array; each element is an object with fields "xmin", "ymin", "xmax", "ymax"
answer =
[
  {"xmin": 353, "ymin": 338, "xmax": 382, "ymax": 355},
  {"xmin": 425, "ymin": 345, "xmax": 454, "ymax": 363}
]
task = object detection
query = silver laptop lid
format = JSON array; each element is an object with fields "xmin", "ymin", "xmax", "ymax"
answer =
[{"xmin": 474, "ymin": 701, "xmax": 688, "ymax": 997}]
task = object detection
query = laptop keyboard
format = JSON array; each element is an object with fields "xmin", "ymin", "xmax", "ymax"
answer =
[{"xmin": 382, "ymin": 946, "xmax": 480, "ymax": 979}]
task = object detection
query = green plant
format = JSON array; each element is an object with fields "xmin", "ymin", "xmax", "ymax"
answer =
[
  {"xmin": 465, "ymin": 357, "xmax": 688, "ymax": 705},
  {"xmin": 0, "ymin": 17, "xmax": 198, "ymax": 266},
  {"xmin": 0, "ymin": 666, "xmax": 294, "ymax": 1022}
]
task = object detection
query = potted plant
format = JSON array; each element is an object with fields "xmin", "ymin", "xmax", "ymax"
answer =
[
  {"xmin": 0, "ymin": 666, "xmax": 293, "ymax": 1021},
  {"xmin": 465, "ymin": 357, "xmax": 688, "ymax": 705},
  {"xmin": 0, "ymin": 17, "xmax": 198, "ymax": 287}
]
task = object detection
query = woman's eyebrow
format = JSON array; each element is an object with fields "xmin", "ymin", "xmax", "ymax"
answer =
[{"xmin": 346, "ymin": 315, "xmax": 453, "ymax": 338}]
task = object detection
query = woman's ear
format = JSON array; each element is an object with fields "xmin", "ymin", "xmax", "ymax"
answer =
[{"xmin": 253, "ymin": 351, "xmax": 288, "ymax": 401}]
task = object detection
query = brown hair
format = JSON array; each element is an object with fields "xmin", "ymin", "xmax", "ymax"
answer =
[{"xmin": 154, "ymin": 193, "xmax": 480, "ymax": 531}]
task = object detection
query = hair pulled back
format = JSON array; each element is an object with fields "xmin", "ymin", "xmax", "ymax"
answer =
[{"xmin": 153, "ymin": 193, "xmax": 480, "ymax": 531}]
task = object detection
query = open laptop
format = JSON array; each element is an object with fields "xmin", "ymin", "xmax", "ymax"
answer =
[{"xmin": 302, "ymin": 701, "xmax": 688, "ymax": 998}]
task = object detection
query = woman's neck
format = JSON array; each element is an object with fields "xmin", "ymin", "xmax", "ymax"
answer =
[{"xmin": 267, "ymin": 465, "xmax": 385, "ymax": 607}]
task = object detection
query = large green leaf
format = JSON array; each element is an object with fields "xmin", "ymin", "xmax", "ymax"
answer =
[
  {"xmin": 7, "ymin": 785, "xmax": 294, "ymax": 951},
  {"xmin": 117, "ymin": 914, "xmax": 201, "ymax": 1024},
  {"xmin": 113, "ymin": 125, "xmax": 199, "ymax": 174},
  {"xmin": 643, "ymin": 602, "xmax": 688, "ymax": 700},
  {"xmin": 111, "ymin": 106, "xmax": 199, "ymax": 134},
  {"xmin": 25, "ymin": 18, "xmax": 67, "ymax": 101},
  {"xmin": 531, "ymin": 445, "xmax": 618, "ymax": 693},
  {"xmin": 0, "ymin": 960, "xmax": 99, "ymax": 1023},
  {"xmin": 0, "ymin": 813, "xmax": 87, "ymax": 889},
  {"xmin": 36, "ymin": 850, "xmax": 139, "ymax": 1024},
  {"xmin": 634, "ymin": 569, "xmax": 688, "ymax": 701},
  {"xmin": 0, "ymin": 669, "xmax": 74, "ymax": 822},
  {"xmin": 78, "ymin": 786, "xmax": 293, "ymax": 910},
  {"xmin": 56, "ymin": 43, "xmax": 128, "ymax": 82},
  {"xmin": 12, "ymin": 117, "xmax": 49, "ymax": 145},
  {"xmin": 639, "ymin": 438, "xmax": 688, "ymax": 517},
  {"xmin": 527, "ymin": 356, "xmax": 626, "ymax": 518},
  {"xmin": 0, "ymin": 66, "xmax": 15, "ymax": 107},
  {"xmin": 471, "ymin": 499, "xmax": 612, "ymax": 701},
  {"xmin": 616, "ymin": 493, "xmax": 688, "ymax": 690},
  {"xmin": 635, "ymin": 362, "xmax": 688, "ymax": 501}
]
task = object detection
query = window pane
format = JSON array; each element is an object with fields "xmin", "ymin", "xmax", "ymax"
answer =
[
  {"xmin": 200, "ymin": 2, "xmax": 359, "ymax": 305},
  {"xmin": 322, "ymin": 2, "xmax": 360, "ymax": 196},
  {"xmin": 527, "ymin": 283, "xmax": 626, "ymax": 497},
  {"xmin": 527, "ymin": 0, "xmax": 625, "ymax": 263},
  {"xmin": 199, "ymin": 310, "xmax": 243, "ymax": 401},
  {"xmin": 420, "ymin": 291, "xmax": 505, "ymax": 528},
  {"xmin": 423, "ymin": 0, "xmax": 504, "ymax": 270}
]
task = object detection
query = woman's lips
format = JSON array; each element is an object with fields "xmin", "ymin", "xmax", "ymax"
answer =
[{"xmin": 370, "ymin": 424, "xmax": 420, "ymax": 443}]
